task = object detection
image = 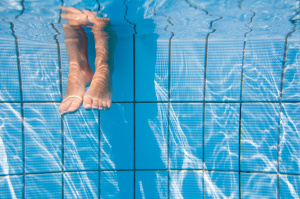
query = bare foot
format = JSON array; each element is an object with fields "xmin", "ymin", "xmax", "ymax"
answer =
[
  {"xmin": 82, "ymin": 10, "xmax": 116, "ymax": 110},
  {"xmin": 59, "ymin": 8, "xmax": 94, "ymax": 114}
]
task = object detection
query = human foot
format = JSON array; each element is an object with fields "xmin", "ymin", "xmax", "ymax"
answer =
[
  {"xmin": 83, "ymin": 65, "xmax": 112, "ymax": 110},
  {"xmin": 58, "ymin": 25, "xmax": 94, "ymax": 114},
  {"xmin": 82, "ymin": 11, "xmax": 116, "ymax": 110}
]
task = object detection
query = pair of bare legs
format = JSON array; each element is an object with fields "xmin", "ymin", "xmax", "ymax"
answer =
[{"xmin": 58, "ymin": 7, "xmax": 115, "ymax": 114}]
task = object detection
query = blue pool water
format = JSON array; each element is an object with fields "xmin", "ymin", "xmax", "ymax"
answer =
[{"xmin": 0, "ymin": 0, "xmax": 299, "ymax": 198}]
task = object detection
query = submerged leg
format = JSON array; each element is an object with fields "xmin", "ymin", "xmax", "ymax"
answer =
[
  {"xmin": 58, "ymin": 25, "xmax": 94, "ymax": 114},
  {"xmin": 82, "ymin": 11, "xmax": 116, "ymax": 110}
]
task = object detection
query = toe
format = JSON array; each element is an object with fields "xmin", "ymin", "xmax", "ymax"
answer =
[
  {"xmin": 83, "ymin": 96, "xmax": 93, "ymax": 109},
  {"xmin": 59, "ymin": 100, "xmax": 72, "ymax": 114},
  {"xmin": 92, "ymin": 98, "xmax": 99, "ymax": 109},
  {"xmin": 102, "ymin": 101, "xmax": 107, "ymax": 109},
  {"xmin": 98, "ymin": 98, "xmax": 104, "ymax": 110},
  {"xmin": 67, "ymin": 98, "xmax": 82, "ymax": 113},
  {"xmin": 106, "ymin": 101, "xmax": 111, "ymax": 109}
]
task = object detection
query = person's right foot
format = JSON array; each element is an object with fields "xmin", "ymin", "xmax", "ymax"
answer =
[{"xmin": 58, "ymin": 25, "xmax": 94, "ymax": 114}]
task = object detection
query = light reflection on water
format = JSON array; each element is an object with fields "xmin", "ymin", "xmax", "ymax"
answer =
[{"xmin": 0, "ymin": 0, "xmax": 299, "ymax": 198}]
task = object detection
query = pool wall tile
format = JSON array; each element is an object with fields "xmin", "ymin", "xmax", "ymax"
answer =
[
  {"xmin": 25, "ymin": 173, "xmax": 62, "ymax": 199},
  {"xmin": 101, "ymin": 171, "xmax": 134, "ymax": 199},
  {"xmin": 64, "ymin": 108, "xmax": 99, "ymax": 171},
  {"xmin": 204, "ymin": 171, "xmax": 239, "ymax": 199},
  {"xmin": 0, "ymin": 22, "xmax": 20, "ymax": 102},
  {"xmin": 242, "ymin": 38, "xmax": 285, "ymax": 102},
  {"xmin": 24, "ymin": 103, "xmax": 62, "ymax": 174},
  {"xmin": 101, "ymin": 103, "xmax": 134, "ymax": 170},
  {"xmin": 280, "ymin": 103, "xmax": 300, "ymax": 174},
  {"xmin": 111, "ymin": 37, "xmax": 134, "ymax": 101},
  {"xmin": 171, "ymin": 40, "xmax": 205, "ymax": 101},
  {"xmin": 0, "ymin": 103, "xmax": 22, "ymax": 175},
  {"xmin": 170, "ymin": 170, "xmax": 203, "ymax": 199},
  {"xmin": 206, "ymin": 39, "xmax": 243, "ymax": 101},
  {"xmin": 135, "ymin": 103, "xmax": 168, "ymax": 169},
  {"xmin": 280, "ymin": 175, "xmax": 300, "ymax": 199},
  {"xmin": 241, "ymin": 103, "xmax": 279, "ymax": 172},
  {"xmin": 0, "ymin": 176, "xmax": 23, "ymax": 199},
  {"xmin": 64, "ymin": 172, "xmax": 99, "ymax": 199},
  {"xmin": 135, "ymin": 171, "xmax": 168, "ymax": 199},
  {"xmin": 205, "ymin": 103, "xmax": 240, "ymax": 171},
  {"xmin": 282, "ymin": 31, "xmax": 300, "ymax": 101},
  {"xmin": 15, "ymin": 23, "xmax": 61, "ymax": 102},
  {"xmin": 170, "ymin": 103, "xmax": 203, "ymax": 169},
  {"xmin": 135, "ymin": 36, "xmax": 169, "ymax": 101},
  {"xmin": 241, "ymin": 173, "xmax": 278, "ymax": 199}
]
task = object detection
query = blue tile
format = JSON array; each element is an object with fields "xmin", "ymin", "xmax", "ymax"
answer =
[
  {"xmin": 135, "ymin": 171, "xmax": 168, "ymax": 199},
  {"xmin": 0, "ymin": 176, "xmax": 23, "ymax": 199},
  {"xmin": 206, "ymin": 39, "xmax": 243, "ymax": 101},
  {"xmin": 280, "ymin": 175, "xmax": 300, "ymax": 199},
  {"xmin": 241, "ymin": 103, "xmax": 279, "ymax": 172},
  {"xmin": 111, "ymin": 37, "xmax": 134, "ymax": 101},
  {"xmin": 204, "ymin": 171, "xmax": 239, "ymax": 199},
  {"xmin": 241, "ymin": 173, "xmax": 278, "ymax": 199},
  {"xmin": 0, "ymin": 34, "xmax": 20, "ymax": 102},
  {"xmin": 171, "ymin": 40, "xmax": 205, "ymax": 101},
  {"xmin": 101, "ymin": 171, "xmax": 134, "ymax": 199},
  {"xmin": 170, "ymin": 103, "xmax": 203, "ymax": 169},
  {"xmin": 64, "ymin": 172, "xmax": 98, "ymax": 199},
  {"xmin": 242, "ymin": 38, "xmax": 285, "ymax": 101},
  {"xmin": 170, "ymin": 171, "xmax": 203, "ymax": 199},
  {"xmin": 135, "ymin": 36, "xmax": 169, "ymax": 101},
  {"xmin": 99, "ymin": 0, "xmax": 134, "ymax": 36},
  {"xmin": 15, "ymin": 23, "xmax": 61, "ymax": 102},
  {"xmin": 205, "ymin": 103, "xmax": 240, "ymax": 171},
  {"xmin": 282, "ymin": 31, "xmax": 300, "ymax": 101},
  {"xmin": 0, "ymin": 103, "xmax": 22, "ymax": 175},
  {"xmin": 135, "ymin": 103, "xmax": 168, "ymax": 169},
  {"xmin": 280, "ymin": 103, "xmax": 300, "ymax": 174},
  {"xmin": 25, "ymin": 173, "xmax": 62, "ymax": 199},
  {"xmin": 64, "ymin": 108, "xmax": 99, "ymax": 171},
  {"xmin": 24, "ymin": 103, "xmax": 62, "ymax": 174},
  {"xmin": 101, "ymin": 103, "xmax": 133, "ymax": 170}
]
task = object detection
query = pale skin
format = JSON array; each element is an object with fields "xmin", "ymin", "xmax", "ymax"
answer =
[{"xmin": 58, "ymin": 7, "xmax": 115, "ymax": 114}]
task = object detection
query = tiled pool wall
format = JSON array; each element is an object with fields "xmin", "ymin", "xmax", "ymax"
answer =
[{"xmin": 0, "ymin": 0, "xmax": 300, "ymax": 198}]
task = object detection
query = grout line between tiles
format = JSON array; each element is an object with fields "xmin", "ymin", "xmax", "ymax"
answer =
[
  {"xmin": 3, "ymin": 169, "xmax": 299, "ymax": 177},
  {"xmin": 133, "ymin": 34, "xmax": 136, "ymax": 199},
  {"xmin": 167, "ymin": 31, "xmax": 174, "ymax": 199},
  {"xmin": 9, "ymin": 21, "xmax": 25, "ymax": 199},
  {"xmin": 237, "ymin": 3, "xmax": 256, "ymax": 197},
  {"xmin": 1, "ymin": 101, "xmax": 300, "ymax": 104},
  {"xmin": 50, "ymin": 22, "xmax": 65, "ymax": 199},
  {"xmin": 96, "ymin": 2, "xmax": 101, "ymax": 198},
  {"xmin": 277, "ymin": 7, "xmax": 299, "ymax": 198}
]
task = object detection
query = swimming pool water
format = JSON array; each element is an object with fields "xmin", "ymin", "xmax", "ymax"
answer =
[{"xmin": 0, "ymin": 0, "xmax": 299, "ymax": 198}]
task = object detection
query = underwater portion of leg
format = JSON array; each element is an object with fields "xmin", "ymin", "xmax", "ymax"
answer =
[
  {"xmin": 82, "ymin": 11, "xmax": 116, "ymax": 110},
  {"xmin": 59, "ymin": 8, "xmax": 94, "ymax": 114}
]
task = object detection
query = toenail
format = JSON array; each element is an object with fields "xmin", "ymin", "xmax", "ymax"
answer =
[
  {"xmin": 68, "ymin": 107, "xmax": 76, "ymax": 112},
  {"xmin": 85, "ymin": 104, "xmax": 91, "ymax": 108}
]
